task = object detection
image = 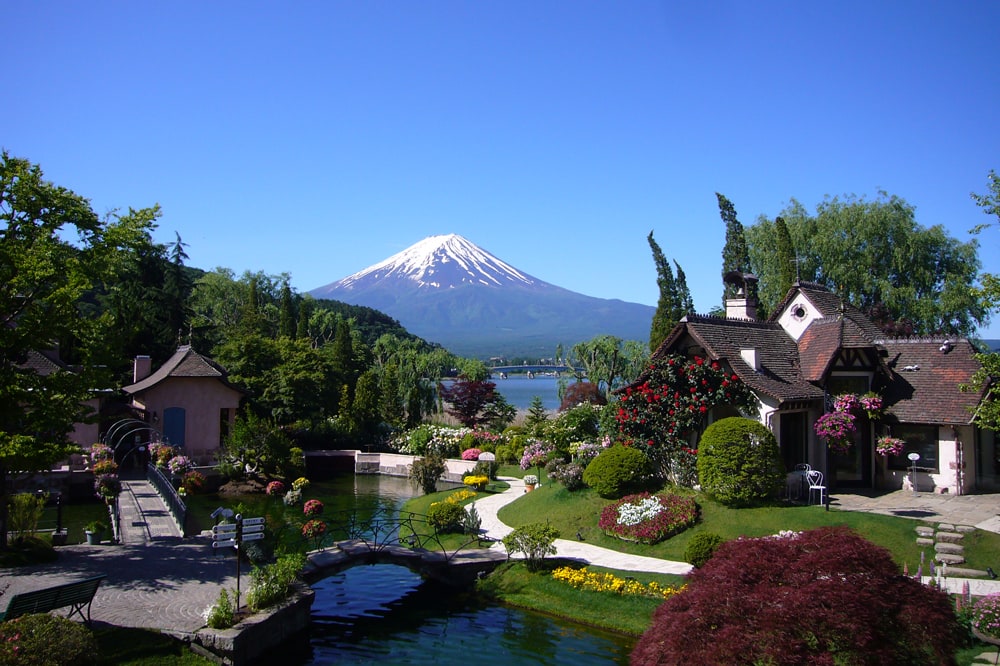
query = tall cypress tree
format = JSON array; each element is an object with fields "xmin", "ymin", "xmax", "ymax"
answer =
[
  {"xmin": 718, "ymin": 193, "xmax": 752, "ymax": 303},
  {"xmin": 278, "ymin": 282, "xmax": 295, "ymax": 339},
  {"xmin": 774, "ymin": 216, "xmax": 797, "ymax": 298},
  {"xmin": 648, "ymin": 231, "xmax": 679, "ymax": 352},
  {"xmin": 674, "ymin": 260, "xmax": 694, "ymax": 315}
]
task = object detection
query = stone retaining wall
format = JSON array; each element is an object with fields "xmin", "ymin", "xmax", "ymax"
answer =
[
  {"xmin": 192, "ymin": 583, "xmax": 314, "ymax": 665},
  {"xmin": 353, "ymin": 451, "xmax": 476, "ymax": 483}
]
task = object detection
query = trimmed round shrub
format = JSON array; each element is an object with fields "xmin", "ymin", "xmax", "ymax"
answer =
[
  {"xmin": 632, "ymin": 527, "xmax": 962, "ymax": 665},
  {"xmin": 583, "ymin": 445, "xmax": 652, "ymax": 499},
  {"xmin": 0, "ymin": 613, "xmax": 99, "ymax": 665},
  {"xmin": 427, "ymin": 501, "xmax": 466, "ymax": 534},
  {"xmin": 697, "ymin": 417, "xmax": 785, "ymax": 507},
  {"xmin": 684, "ymin": 531, "xmax": 725, "ymax": 568}
]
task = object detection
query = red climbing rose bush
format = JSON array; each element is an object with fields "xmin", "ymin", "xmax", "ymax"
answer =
[
  {"xmin": 631, "ymin": 526, "xmax": 962, "ymax": 665},
  {"xmin": 616, "ymin": 355, "xmax": 755, "ymax": 486}
]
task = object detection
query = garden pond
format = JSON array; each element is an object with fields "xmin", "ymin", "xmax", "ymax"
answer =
[{"xmin": 186, "ymin": 473, "xmax": 636, "ymax": 665}]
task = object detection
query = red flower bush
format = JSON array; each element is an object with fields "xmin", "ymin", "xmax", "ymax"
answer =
[
  {"xmin": 598, "ymin": 492, "xmax": 698, "ymax": 544},
  {"xmin": 302, "ymin": 519, "xmax": 326, "ymax": 540},
  {"xmin": 461, "ymin": 448, "xmax": 482, "ymax": 461},
  {"xmin": 303, "ymin": 499, "xmax": 324, "ymax": 516},
  {"xmin": 616, "ymin": 355, "xmax": 755, "ymax": 486},
  {"xmin": 631, "ymin": 526, "xmax": 962, "ymax": 665},
  {"xmin": 265, "ymin": 480, "xmax": 285, "ymax": 496}
]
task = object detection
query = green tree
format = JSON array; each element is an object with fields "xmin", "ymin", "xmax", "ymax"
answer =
[
  {"xmin": 746, "ymin": 193, "xmax": 985, "ymax": 335},
  {"xmin": 718, "ymin": 193, "xmax": 752, "ymax": 303},
  {"xmin": 0, "ymin": 153, "xmax": 152, "ymax": 547},
  {"xmin": 278, "ymin": 281, "xmax": 295, "ymax": 339},
  {"xmin": 773, "ymin": 216, "xmax": 796, "ymax": 303},
  {"xmin": 971, "ymin": 169, "xmax": 1000, "ymax": 310},
  {"xmin": 646, "ymin": 231, "xmax": 693, "ymax": 351},
  {"xmin": 524, "ymin": 396, "xmax": 549, "ymax": 434},
  {"xmin": 218, "ymin": 411, "xmax": 292, "ymax": 481},
  {"xmin": 570, "ymin": 335, "xmax": 649, "ymax": 399}
]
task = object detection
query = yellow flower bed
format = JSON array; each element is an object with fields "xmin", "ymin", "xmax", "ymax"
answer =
[
  {"xmin": 447, "ymin": 489, "xmax": 477, "ymax": 503},
  {"xmin": 551, "ymin": 566, "xmax": 684, "ymax": 600},
  {"xmin": 463, "ymin": 475, "xmax": 489, "ymax": 488}
]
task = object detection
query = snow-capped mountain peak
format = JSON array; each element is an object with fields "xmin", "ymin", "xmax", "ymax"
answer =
[{"xmin": 330, "ymin": 234, "xmax": 538, "ymax": 291}]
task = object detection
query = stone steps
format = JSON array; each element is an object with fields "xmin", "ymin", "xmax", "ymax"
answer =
[{"xmin": 915, "ymin": 521, "xmax": 977, "ymax": 567}]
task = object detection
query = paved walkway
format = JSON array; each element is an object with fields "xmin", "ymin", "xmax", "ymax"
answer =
[{"xmin": 117, "ymin": 479, "xmax": 184, "ymax": 544}]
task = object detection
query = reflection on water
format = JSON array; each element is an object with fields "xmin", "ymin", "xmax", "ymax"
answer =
[
  {"xmin": 298, "ymin": 473, "xmax": 634, "ymax": 665},
  {"xmin": 305, "ymin": 565, "xmax": 634, "ymax": 665}
]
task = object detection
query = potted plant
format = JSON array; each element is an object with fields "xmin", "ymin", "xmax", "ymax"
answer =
[
  {"xmin": 523, "ymin": 474, "xmax": 538, "ymax": 492},
  {"xmin": 84, "ymin": 520, "xmax": 107, "ymax": 545}
]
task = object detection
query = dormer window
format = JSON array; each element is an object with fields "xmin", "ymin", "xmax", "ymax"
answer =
[{"xmin": 791, "ymin": 304, "xmax": 807, "ymax": 321}]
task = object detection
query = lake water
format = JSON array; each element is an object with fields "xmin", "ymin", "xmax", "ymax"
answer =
[
  {"xmin": 294, "ymin": 474, "xmax": 635, "ymax": 664},
  {"xmin": 489, "ymin": 375, "xmax": 563, "ymax": 411}
]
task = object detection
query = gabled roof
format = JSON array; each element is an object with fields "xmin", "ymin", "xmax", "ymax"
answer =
[
  {"xmin": 878, "ymin": 338, "xmax": 983, "ymax": 425},
  {"xmin": 656, "ymin": 315, "xmax": 824, "ymax": 403},
  {"xmin": 123, "ymin": 346, "xmax": 240, "ymax": 395},
  {"xmin": 20, "ymin": 349, "xmax": 71, "ymax": 376},
  {"xmin": 797, "ymin": 317, "xmax": 880, "ymax": 382},
  {"xmin": 770, "ymin": 281, "xmax": 884, "ymax": 340}
]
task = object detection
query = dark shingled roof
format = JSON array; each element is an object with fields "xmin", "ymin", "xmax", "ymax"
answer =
[
  {"xmin": 879, "ymin": 338, "xmax": 983, "ymax": 425},
  {"xmin": 19, "ymin": 350, "xmax": 70, "ymax": 376},
  {"xmin": 770, "ymin": 281, "xmax": 884, "ymax": 341},
  {"xmin": 655, "ymin": 315, "xmax": 824, "ymax": 403},
  {"xmin": 123, "ymin": 346, "xmax": 235, "ymax": 395},
  {"xmin": 797, "ymin": 317, "xmax": 878, "ymax": 382}
]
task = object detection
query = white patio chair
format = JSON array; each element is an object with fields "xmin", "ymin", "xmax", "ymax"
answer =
[{"xmin": 807, "ymin": 470, "xmax": 826, "ymax": 505}]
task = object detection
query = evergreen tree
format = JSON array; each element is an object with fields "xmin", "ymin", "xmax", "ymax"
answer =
[
  {"xmin": 164, "ymin": 231, "xmax": 193, "ymax": 347},
  {"xmin": 379, "ymin": 362, "xmax": 405, "ymax": 427},
  {"xmin": 774, "ymin": 216, "xmax": 797, "ymax": 301},
  {"xmin": 648, "ymin": 231, "xmax": 681, "ymax": 351},
  {"xmin": 674, "ymin": 260, "xmax": 694, "ymax": 314},
  {"xmin": 718, "ymin": 193, "xmax": 752, "ymax": 303},
  {"xmin": 278, "ymin": 281, "xmax": 295, "ymax": 339},
  {"xmin": 296, "ymin": 296, "xmax": 313, "ymax": 341},
  {"xmin": 525, "ymin": 396, "xmax": 549, "ymax": 434}
]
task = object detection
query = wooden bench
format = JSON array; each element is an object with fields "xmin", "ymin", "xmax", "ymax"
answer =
[{"xmin": 0, "ymin": 574, "xmax": 106, "ymax": 626}]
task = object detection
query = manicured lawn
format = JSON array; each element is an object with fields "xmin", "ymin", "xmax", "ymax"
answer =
[
  {"xmin": 476, "ymin": 559, "xmax": 671, "ymax": 636},
  {"xmin": 497, "ymin": 481, "xmax": 1000, "ymax": 572}
]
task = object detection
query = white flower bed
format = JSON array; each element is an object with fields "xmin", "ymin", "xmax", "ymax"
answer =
[{"xmin": 616, "ymin": 496, "xmax": 665, "ymax": 527}]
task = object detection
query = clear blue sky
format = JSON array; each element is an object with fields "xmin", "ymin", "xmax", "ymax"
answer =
[{"xmin": 4, "ymin": 2, "xmax": 999, "ymax": 335}]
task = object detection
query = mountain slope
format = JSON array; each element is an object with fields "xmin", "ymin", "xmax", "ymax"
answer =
[{"xmin": 309, "ymin": 234, "xmax": 654, "ymax": 357}]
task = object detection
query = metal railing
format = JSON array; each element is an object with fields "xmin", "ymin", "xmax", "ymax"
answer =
[{"xmin": 146, "ymin": 463, "xmax": 187, "ymax": 536}]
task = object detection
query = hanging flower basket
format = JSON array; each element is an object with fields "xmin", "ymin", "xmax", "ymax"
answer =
[
  {"xmin": 814, "ymin": 411, "xmax": 856, "ymax": 454},
  {"xmin": 875, "ymin": 436, "xmax": 906, "ymax": 457}
]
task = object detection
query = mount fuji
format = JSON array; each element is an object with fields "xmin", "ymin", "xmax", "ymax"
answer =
[{"xmin": 308, "ymin": 234, "xmax": 654, "ymax": 358}]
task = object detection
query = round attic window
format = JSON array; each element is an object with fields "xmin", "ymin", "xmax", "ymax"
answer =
[{"xmin": 791, "ymin": 304, "xmax": 807, "ymax": 320}]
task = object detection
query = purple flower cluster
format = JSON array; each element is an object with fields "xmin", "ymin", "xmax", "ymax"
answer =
[{"xmin": 520, "ymin": 440, "xmax": 554, "ymax": 470}]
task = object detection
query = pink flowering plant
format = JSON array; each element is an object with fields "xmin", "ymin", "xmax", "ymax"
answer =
[
  {"xmin": 303, "ymin": 499, "xmax": 324, "ymax": 517},
  {"xmin": 875, "ymin": 436, "xmax": 906, "ymax": 457},
  {"xmin": 88, "ymin": 443, "xmax": 113, "ymax": 462},
  {"xmin": 615, "ymin": 355, "xmax": 755, "ymax": 486},
  {"xmin": 461, "ymin": 448, "xmax": 482, "ymax": 461},
  {"xmin": 598, "ymin": 492, "xmax": 698, "ymax": 545},
  {"xmin": 167, "ymin": 455, "xmax": 194, "ymax": 476},
  {"xmin": 971, "ymin": 592, "xmax": 1000, "ymax": 639},
  {"xmin": 266, "ymin": 480, "xmax": 285, "ymax": 496},
  {"xmin": 814, "ymin": 411, "xmax": 856, "ymax": 453},
  {"xmin": 302, "ymin": 519, "xmax": 327, "ymax": 548},
  {"xmin": 520, "ymin": 440, "xmax": 555, "ymax": 470}
]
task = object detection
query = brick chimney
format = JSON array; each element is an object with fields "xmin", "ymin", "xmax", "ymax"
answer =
[{"xmin": 134, "ymin": 355, "xmax": 152, "ymax": 383}]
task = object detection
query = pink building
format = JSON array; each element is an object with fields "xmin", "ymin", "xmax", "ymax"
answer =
[{"xmin": 123, "ymin": 346, "xmax": 244, "ymax": 465}]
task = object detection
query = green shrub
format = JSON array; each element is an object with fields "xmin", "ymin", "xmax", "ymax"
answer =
[
  {"xmin": 427, "ymin": 501, "xmax": 466, "ymax": 533},
  {"xmin": 494, "ymin": 444, "xmax": 518, "ymax": 465},
  {"xmin": 583, "ymin": 445, "xmax": 653, "ymax": 498},
  {"xmin": 684, "ymin": 532, "xmax": 725, "ymax": 568},
  {"xmin": 407, "ymin": 425, "xmax": 434, "ymax": 455},
  {"xmin": 409, "ymin": 454, "xmax": 446, "ymax": 495},
  {"xmin": 0, "ymin": 613, "xmax": 98, "ymax": 665},
  {"xmin": 7, "ymin": 492, "xmax": 46, "ymax": 542},
  {"xmin": 205, "ymin": 588, "xmax": 236, "ymax": 629},
  {"xmin": 501, "ymin": 522, "xmax": 560, "ymax": 571},
  {"xmin": 246, "ymin": 552, "xmax": 305, "ymax": 613},
  {"xmin": 463, "ymin": 503, "xmax": 482, "ymax": 535},
  {"xmin": 697, "ymin": 417, "xmax": 785, "ymax": 507}
]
